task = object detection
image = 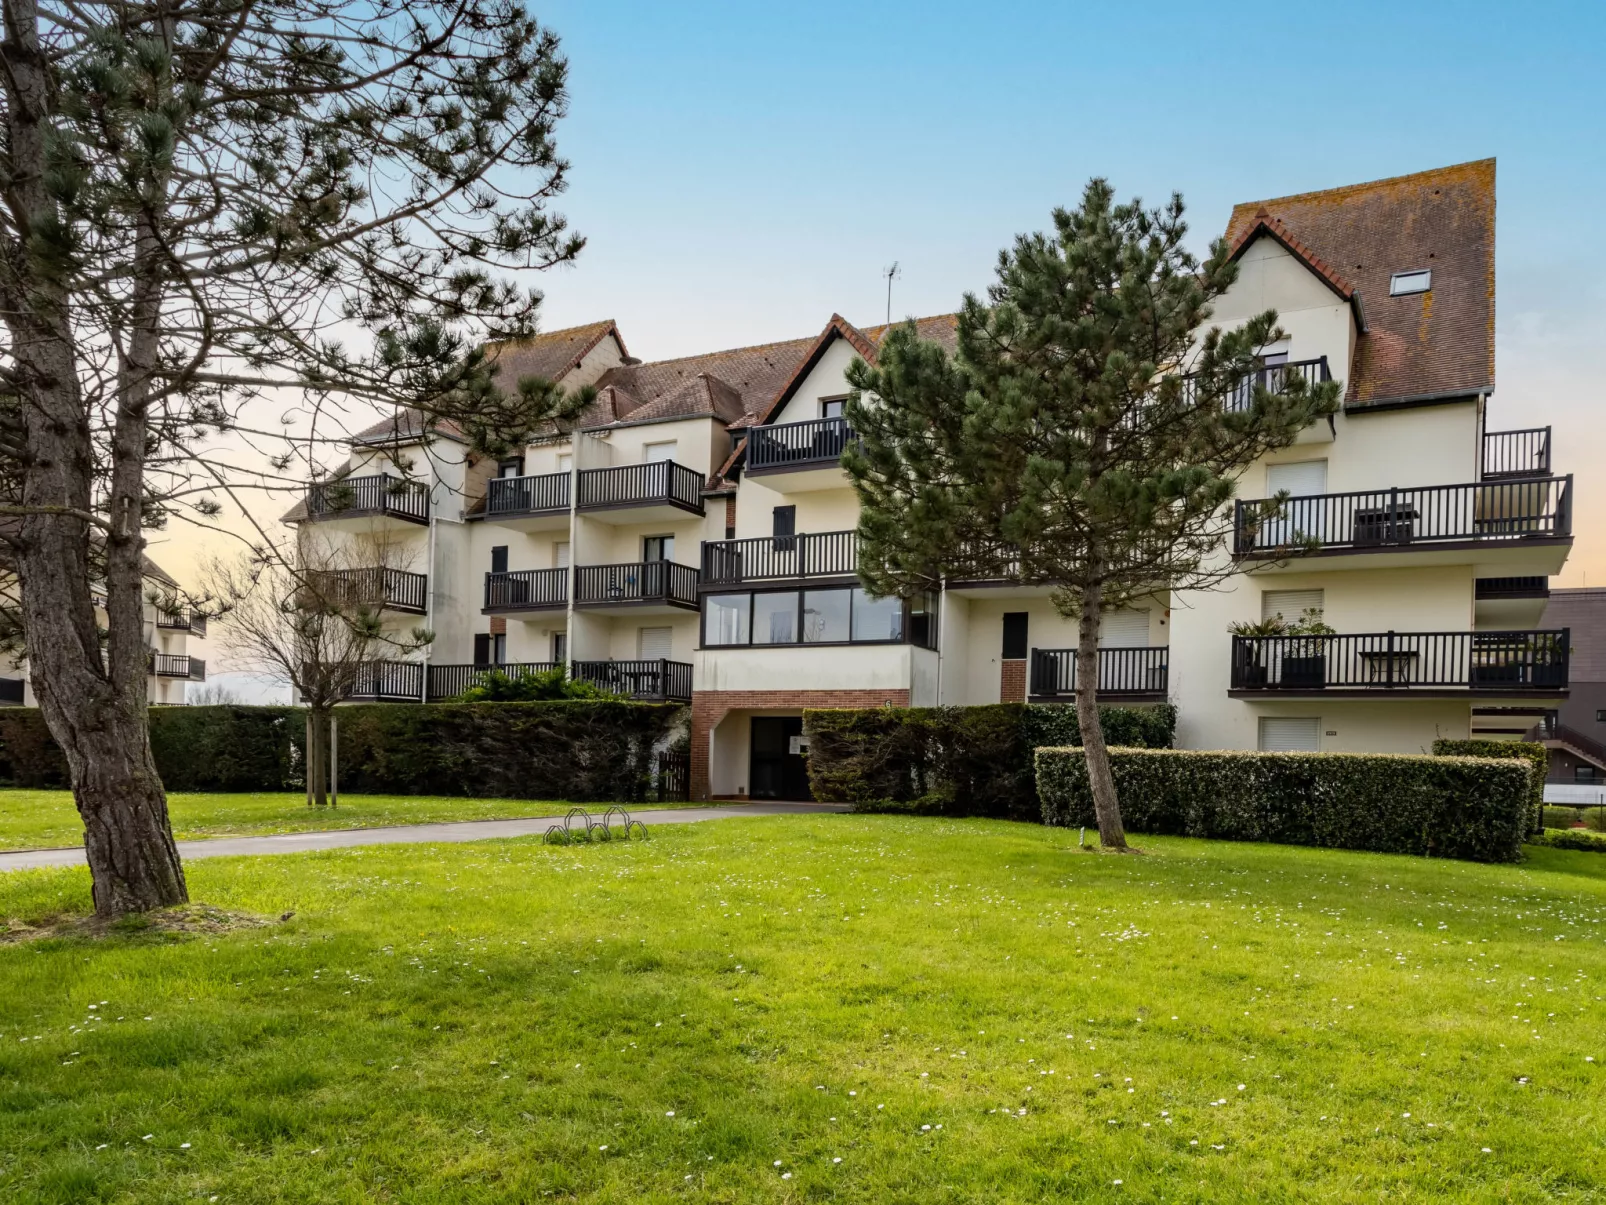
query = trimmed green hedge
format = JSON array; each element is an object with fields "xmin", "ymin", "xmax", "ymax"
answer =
[
  {"xmin": 1036, "ymin": 747, "xmax": 1532, "ymax": 862},
  {"xmin": 804, "ymin": 703, "xmax": 1175, "ymax": 820},
  {"xmin": 1528, "ymin": 827, "xmax": 1606, "ymax": 853},
  {"xmin": 0, "ymin": 702, "xmax": 684, "ymax": 801},
  {"xmin": 1431, "ymin": 739, "xmax": 1547, "ymax": 835}
]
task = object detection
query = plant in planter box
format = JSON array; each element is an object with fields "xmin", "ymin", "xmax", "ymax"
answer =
[{"xmin": 1230, "ymin": 608, "xmax": 1335, "ymax": 688}]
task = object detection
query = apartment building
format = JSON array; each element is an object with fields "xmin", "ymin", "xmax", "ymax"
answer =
[
  {"xmin": 0, "ymin": 554, "xmax": 208, "ymax": 707},
  {"xmin": 1532, "ymin": 588, "xmax": 1606, "ymax": 783},
  {"xmin": 288, "ymin": 159, "xmax": 1574, "ymax": 800}
]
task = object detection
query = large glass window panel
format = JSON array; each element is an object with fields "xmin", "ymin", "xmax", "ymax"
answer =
[
  {"xmin": 704, "ymin": 593, "xmax": 750, "ymax": 646},
  {"xmin": 852, "ymin": 588, "xmax": 904, "ymax": 642},
  {"xmin": 908, "ymin": 592, "xmax": 938, "ymax": 649},
  {"xmin": 802, "ymin": 588, "xmax": 850, "ymax": 643},
  {"xmin": 752, "ymin": 592, "xmax": 799, "ymax": 645}
]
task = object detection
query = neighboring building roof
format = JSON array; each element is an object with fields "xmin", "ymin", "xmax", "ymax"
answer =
[
  {"xmin": 350, "ymin": 410, "xmax": 466, "ymax": 446},
  {"xmin": 485, "ymin": 319, "xmax": 627, "ymax": 389},
  {"xmin": 1224, "ymin": 159, "xmax": 1496, "ymax": 407}
]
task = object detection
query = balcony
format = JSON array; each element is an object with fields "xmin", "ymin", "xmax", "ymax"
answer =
[
  {"xmin": 304, "ymin": 473, "xmax": 430, "ymax": 527},
  {"xmin": 701, "ymin": 530, "xmax": 858, "ymax": 586},
  {"xmin": 572, "ymin": 658, "xmax": 693, "ymax": 703},
  {"xmin": 1198, "ymin": 356, "xmax": 1332, "ymax": 413},
  {"xmin": 483, "ymin": 568, "xmax": 568, "ymax": 614},
  {"xmin": 576, "ymin": 461, "xmax": 704, "ymax": 523},
  {"xmin": 481, "ymin": 472, "xmax": 571, "ymax": 531},
  {"xmin": 342, "ymin": 660, "xmax": 425, "ymax": 702},
  {"xmin": 1029, "ymin": 647, "xmax": 1170, "ymax": 702},
  {"xmin": 574, "ymin": 562, "xmax": 699, "ymax": 613},
  {"xmin": 155, "ymin": 610, "xmax": 208, "ymax": 637},
  {"xmin": 744, "ymin": 417, "xmax": 857, "ymax": 489},
  {"xmin": 1483, "ymin": 427, "xmax": 1551, "ymax": 480},
  {"xmin": 306, "ymin": 568, "xmax": 428, "ymax": 615},
  {"xmin": 151, "ymin": 653, "xmax": 206, "ymax": 681},
  {"xmin": 425, "ymin": 661, "xmax": 561, "ymax": 701},
  {"xmin": 1232, "ymin": 476, "xmax": 1573, "ymax": 575},
  {"xmin": 1475, "ymin": 577, "xmax": 1550, "ymax": 601},
  {"xmin": 1228, "ymin": 629, "xmax": 1569, "ymax": 698}
]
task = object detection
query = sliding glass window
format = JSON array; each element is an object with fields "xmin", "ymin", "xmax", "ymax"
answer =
[{"xmin": 702, "ymin": 586, "xmax": 938, "ymax": 649}]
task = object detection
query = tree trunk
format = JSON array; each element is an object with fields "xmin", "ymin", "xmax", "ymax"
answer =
[{"xmin": 1074, "ymin": 582, "xmax": 1128, "ymax": 850}]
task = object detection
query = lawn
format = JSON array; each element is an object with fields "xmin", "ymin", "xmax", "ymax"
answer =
[
  {"xmin": 0, "ymin": 790, "xmax": 683, "ymax": 851},
  {"xmin": 1, "ymin": 816, "xmax": 1604, "ymax": 1204}
]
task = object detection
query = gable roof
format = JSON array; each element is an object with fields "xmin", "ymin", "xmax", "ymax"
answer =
[
  {"xmin": 485, "ymin": 319, "xmax": 626, "ymax": 388},
  {"xmin": 582, "ymin": 332, "xmax": 819, "ymax": 429},
  {"xmin": 1225, "ymin": 159, "xmax": 1496, "ymax": 407}
]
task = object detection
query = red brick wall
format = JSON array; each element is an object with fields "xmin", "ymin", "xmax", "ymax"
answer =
[
  {"xmin": 489, "ymin": 616, "xmax": 507, "ymax": 636},
  {"xmin": 1000, "ymin": 659, "xmax": 1026, "ymax": 703},
  {"xmin": 691, "ymin": 688, "xmax": 911, "ymax": 800}
]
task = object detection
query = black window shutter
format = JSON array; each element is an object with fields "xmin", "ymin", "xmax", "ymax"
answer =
[
  {"xmin": 1002, "ymin": 612, "xmax": 1028, "ymax": 660},
  {"xmin": 473, "ymin": 633, "xmax": 491, "ymax": 665},
  {"xmin": 490, "ymin": 545, "xmax": 508, "ymax": 574},
  {"xmin": 772, "ymin": 506, "xmax": 796, "ymax": 539}
]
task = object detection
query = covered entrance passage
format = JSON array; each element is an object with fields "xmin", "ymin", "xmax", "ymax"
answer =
[{"xmin": 749, "ymin": 716, "xmax": 814, "ymax": 800}]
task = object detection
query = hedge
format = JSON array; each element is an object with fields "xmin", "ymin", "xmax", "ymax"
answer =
[
  {"xmin": 1528, "ymin": 827, "xmax": 1606, "ymax": 853},
  {"xmin": 0, "ymin": 702, "xmax": 685, "ymax": 801},
  {"xmin": 1431, "ymin": 739, "xmax": 1547, "ymax": 836},
  {"xmin": 1036, "ymin": 746, "xmax": 1533, "ymax": 863},
  {"xmin": 803, "ymin": 703, "xmax": 1176, "ymax": 820}
]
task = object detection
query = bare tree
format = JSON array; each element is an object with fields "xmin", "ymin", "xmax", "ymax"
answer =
[
  {"xmin": 0, "ymin": 0, "xmax": 592, "ymax": 913},
  {"xmin": 206, "ymin": 534, "xmax": 429, "ymax": 806}
]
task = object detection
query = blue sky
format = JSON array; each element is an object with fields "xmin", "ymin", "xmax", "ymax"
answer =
[{"xmin": 516, "ymin": 0, "xmax": 1605, "ymax": 585}]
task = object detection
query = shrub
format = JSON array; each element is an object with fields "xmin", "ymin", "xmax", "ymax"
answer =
[
  {"xmin": 1036, "ymin": 746, "xmax": 1532, "ymax": 863},
  {"xmin": 1528, "ymin": 827, "xmax": 1606, "ymax": 853},
  {"xmin": 804, "ymin": 703, "xmax": 1175, "ymax": 820},
  {"xmin": 0, "ymin": 701, "xmax": 684, "ymax": 800},
  {"xmin": 1431, "ymin": 739, "xmax": 1547, "ymax": 835},
  {"xmin": 452, "ymin": 667, "xmax": 616, "ymax": 703}
]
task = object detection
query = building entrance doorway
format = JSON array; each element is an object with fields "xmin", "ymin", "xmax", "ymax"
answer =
[{"xmin": 749, "ymin": 716, "xmax": 813, "ymax": 800}]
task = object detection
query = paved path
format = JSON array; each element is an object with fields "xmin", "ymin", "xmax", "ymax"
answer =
[{"xmin": 0, "ymin": 802, "xmax": 846, "ymax": 872}]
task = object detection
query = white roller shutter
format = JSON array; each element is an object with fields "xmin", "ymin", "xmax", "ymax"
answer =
[
  {"xmin": 637, "ymin": 626, "xmax": 673, "ymax": 660},
  {"xmin": 1266, "ymin": 459, "xmax": 1327, "ymax": 497},
  {"xmin": 1099, "ymin": 608, "xmax": 1150, "ymax": 647},
  {"xmin": 1262, "ymin": 589, "xmax": 1324, "ymax": 623},
  {"xmin": 1258, "ymin": 716, "xmax": 1321, "ymax": 752}
]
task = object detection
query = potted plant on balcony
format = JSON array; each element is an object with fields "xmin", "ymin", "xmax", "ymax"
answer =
[
  {"xmin": 1228, "ymin": 614, "xmax": 1284, "ymax": 688},
  {"xmin": 1228, "ymin": 608, "xmax": 1334, "ymax": 689},
  {"xmin": 1279, "ymin": 608, "xmax": 1335, "ymax": 688}
]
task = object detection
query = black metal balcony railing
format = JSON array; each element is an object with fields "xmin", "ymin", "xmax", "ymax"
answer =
[
  {"xmin": 746, "ymin": 416, "xmax": 857, "ymax": 471},
  {"xmin": 572, "ymin": 658, "xmax": 693, "ymax": 703},
  {"xmin": 577, "ymin": 461, "xmax": 704, "ymax": 514},
  {"xmin": 425, "ymin": 661, "xmax": 561, "ymax": 701},
  {"xmin": 305, "ymin": 473, "xmax": 430, "ymax": 524},
  {"xmin": 486, "ymin": 471, "xmax": 569, "ymax": 516},
  {"xmin": 1483, "ymin": 427, "xmax": 1551, "ymax": 480},
  {"xmin": 483, "ymin": 568, "xmax": 569, "ymax": 611},
  {"xmin": 574, "ymin": 562, "xmax": 699, "ymax": 609},
  {"xmin": 1192, "ymin": 356, "xmax": 1331, "ymax": 413},
  {"xmin": 305, "ymin": 568, "xmax": 428, "ymax": 614},
  {"xmin": 1233, "ymin": 476, "xmax": 1572, "ymax": 557},
  {"xmin": 1029, "ymin": 647, "xmax": 1170, "ymax": 699},
  {"xmin": 701, "ymin": 530, "xmax": 858, "ymax": 585},
  {"xmin": 155, "ymin": 610, "xmax": 208, "ymax": 636},
  {"xmin": 151, "ymin": 653, "xmax": 205, "ymax": 680},
  {"xmin": 343, "ymin": 660, "xmax": 425, "ymax": 701},
  {"xmin": 1475, "ymin": 576, "xmax": 1551, "ymax": 601},
  {"xmin": 1230, "ymin": 629, "xmax": 1569, "ymax": 692}
]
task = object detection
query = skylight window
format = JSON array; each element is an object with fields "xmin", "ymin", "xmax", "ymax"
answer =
[{"xmin": 1389, "ymin": 269, "xmax": 1432, "ymax": 296}]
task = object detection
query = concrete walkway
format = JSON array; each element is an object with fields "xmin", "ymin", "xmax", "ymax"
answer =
[{"xmin": 0, "ymin": 802, "xmax": 846, "ymax": 872}]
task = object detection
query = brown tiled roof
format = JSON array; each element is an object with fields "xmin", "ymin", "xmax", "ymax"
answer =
[
  {"xmin": 485, "ymin": 319, "xmax": 626, "ymax": 389},
  {"xmin": 613, "ymin": 374, "xmax": 748, "ymax": 426},
  {"xmin": 350, "ymin": 410, "xmax": 466, "ymax": 446},
  {"xmin": 1224, "ymin": 159, "xmax": 1496, "ymax": 406},
  {"xmin": 1226, "ymin": 214, "xmax": 1356, "ymax": 300},
  {"xmin": 587, "ymin": 333, "xmax": 818, "ymax": 428}
]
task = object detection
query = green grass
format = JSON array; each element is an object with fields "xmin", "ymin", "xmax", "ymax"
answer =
[
  {"xmin": 0, "ymin": 790, "xmax": 690, "ymax": 851},
  {"xmin": 1, "ymin": 817, "xmax": 1604, "ymax": 1203}
]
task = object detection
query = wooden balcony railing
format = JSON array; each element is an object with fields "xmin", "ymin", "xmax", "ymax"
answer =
[
  {"xmin": 483, "ymin": 568, "xmax": 569, "ymax": 611},
  {"xmin": 572, "ymin": 658, "xmax": 693, "ymax": 703},
  {"xmin": 1230, "ymin": 629, "xmax": 1569, "ymax": 692},
  {"xmin": 1193, "ymin": 356, "xmax": 1331, "ymax": 413},
  {"xmin": 574, "ymin": 561, "xmax": 699, "ymax": 609},
  {"xmin": 576, "ymin": 461, "xmax": 704, "ymax": 514},
  {"xmin": 305, "ymin": 473, "xmax": 430, "ymax": 524},
  {"xmin": 1028, "ymin": 647, "xmax": 1170, "ymax": 699},
  {"xmin": 151, "ymin": 653, "xmax": 205, "ymax": 680},
  {"xmin": 1483, "ymin": 427, "xmax": 1551, "ymax": 480},
  {"xmin": 342, "ymin": 660, "xmax": 425, "ymax": 701},
  {"xmin": 485, "ymin": 471, "xmax": 570, "ymax": 516},
  {"xmin": 155, "ymin": 610, "xmax": 208, "ymax": 636},
  {"xmin": 305, "ymin": 568, "xmax": 428, "ymax": 614},
  {"xmin": 1233, "ymin": 476, "xmax": 1573, "ymax": 557},
  {"xmin": 746, "ymin": 416, "xmax": 857, "ymax": 471},
  {"xmin": 425, "ymin": 661, "xmax": 561, "ymax": 701},
  {"xmin": 701, "ymin": 530, "xmax": 858, "ymax": 585}
]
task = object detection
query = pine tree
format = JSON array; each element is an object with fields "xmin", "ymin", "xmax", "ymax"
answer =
[{"xmin": 844, "ymin": 180, "xmax": 1340, "ymax": 849}]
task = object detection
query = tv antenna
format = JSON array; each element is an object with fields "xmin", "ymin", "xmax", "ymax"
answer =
[{"xmin": 882, "ymin": 261, "xmax": 901, "ymax": 326}]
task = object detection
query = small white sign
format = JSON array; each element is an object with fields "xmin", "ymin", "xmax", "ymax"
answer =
[{"xmin": 789, "ymin": 735, "xmax": 810, "ymax": 756}]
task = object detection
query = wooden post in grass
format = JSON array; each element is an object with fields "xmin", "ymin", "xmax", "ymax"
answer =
[{"xmin": 305, "ymin": 713, "xmax": 314, "ymax": 808}]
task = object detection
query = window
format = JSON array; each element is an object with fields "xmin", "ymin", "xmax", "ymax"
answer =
[
  {"xmin": 820, "ymin": 398, "xmax": 846, "ymax": 419},
  {"xmin": 638, "ymin": 626, "xmax": 673, "ymax": 660},
  {"xmin": 471, "ymin": 633, "xmax": 505, "ymax": 666},
  {"xmin": 1002, "ymin": 612, "xmax": 1029, "ymax": 660},
  {"xmin": 556, "ymin": 453, "xmax": 573, "ymax": 473},
  {"xmin": 497, "ymin": 457, "xmax": 523, "ymax": 478},
  {"xmin": 1596, "ymin": 709, "xmax": 1606, "ymax": 723},
  {"xmin": 1259, "ymin": 716, "xmax": 1320, "ymax": 752},
  {"xmin": 853, "ymin": 589, "xmax": 904, "ymax": 642},
  {"xmin": 643, "ymin": 535, "xmax": 674, "ymax": 563},
  {"xmin": 803, "ymin": 589, "xmax": 850, "ymax": 642},
  {"xmin": 909, "ymin": 593, "xmax": 939, "ymax": 650},
  {"xmin": 1099, "ymin": 608, "xmax": 1149, "ymax": 648},
  {"xmin": 753, "ymin": 592, "xmax": 798, "ymax": 644},
  {"xmin": 705, "ymin": 594, "xmax": 751, "ymax": 646},
  {"xmin": 772, "ymin": 505, "xmax": 796, "ymax": 540},
  {"xmin": 643, "ymin": 440, "xmax": 678, "ymax": 463},
  {"xmin": 492, "ymin": 633, "xmax": 506, "ymax": 665},
  {"xmin": 1263, "ymin": 589, "xmax": 1324, "ymax": 624},
  {"xmin": 1390, "ymin": 269, "xmax": 1432, "ymax": 296},
  {"xmin": 490, "ymin": 545, "xmax": 509, "ymax": 574},
  {"xmin": 553, "ymin": 541, "xmax": 570, "ymax": 568},
  {"xmin": 551, "ymin": 631, "xmax": 567, "ymax": 664},
  {"xmin": 1266, "ymin": 460, "xmax": 1327, "ymax": 499},
  {"xmin": 1575, "ymin": 764, "xmax": 1600, "ymax": 783}
]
